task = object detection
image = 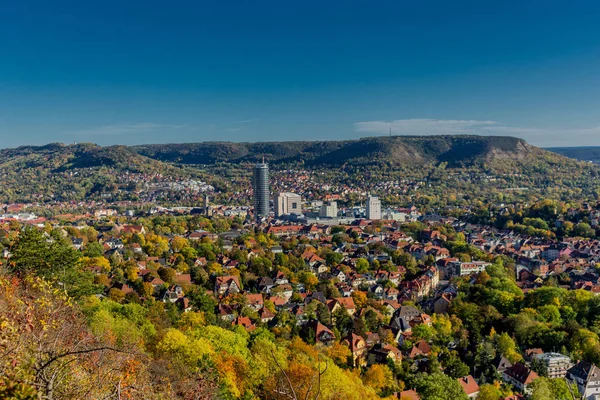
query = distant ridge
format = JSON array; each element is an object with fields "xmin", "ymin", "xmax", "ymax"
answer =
[
  {"xmin": 547, "ymin": 146, "xmax": 600, "ymax": 164},
  {"xmin": 132, "ymin": 135, "xmax": 568, "ymax": 169},
  {"xmin": 0, "ymin": 135, "xmax": 595, "ymax": 203}
]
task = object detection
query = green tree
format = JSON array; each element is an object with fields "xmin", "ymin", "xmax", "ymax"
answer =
[
  {"xmin": 494, "ymin": 332, "xmax": 523, "ymax": 363},
  {"xmin": 355, "ymin": 258, "xmax": 370, "ymax": 274},
  {"xmin": 414, "ymin": 372, "xmax": 469, "ymax": 400},
  {"xmin": 474, "ymin": 342, "xmax": 497, "ymax": 383},
  {"xmin": 442, "ymin": 352, "xmax": 470, "ymax": 379},
  {"xmin": 333, "ymin": 306, "xmax": 353, "ymax": 335},
  {"xmin": 158, "ymin": 267, "xmax": 177, "ymax": 283},
  {"xmin": 530, "ymin": 377, "xmax": 553, "ymax": 400},
  {"xmin": 476, "ymin": 383, "xmax": 502, "ymax": 400},
  {"xmin": 10, "ymin": 228, "xmax": 80, "ymax": 280},
  {"xmin": 84, "ymin": 241, "xmax": 104, "ymax": 257},
  {"xmin": 548, "ymin": 377, "xmax": 579, "ymax": 400}
]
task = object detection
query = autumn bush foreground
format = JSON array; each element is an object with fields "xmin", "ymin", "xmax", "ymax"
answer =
[{"xmin": 0, "ymin": 273, "xmax": 386, "ymax": 399}]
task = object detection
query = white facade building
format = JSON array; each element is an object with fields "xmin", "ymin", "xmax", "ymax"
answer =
[
  {"xmin": 275, "ymin": 192, "xmax": 302, "ymax": 217},
  {"xmin": 366, "ymin": 195, "xmax": 381, "ymax": 220},
  {"xmin": 533, "ymin": 352, "xmax": 572, "ymax": 379}
]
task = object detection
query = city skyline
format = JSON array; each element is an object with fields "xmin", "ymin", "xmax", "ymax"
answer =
[{"xmin": 2, "ymin": 1, "xmax": 600, "ymax": 147}]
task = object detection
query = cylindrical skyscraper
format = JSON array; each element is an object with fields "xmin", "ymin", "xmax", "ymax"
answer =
[{"xmin": 253, "ymin": 161, "xmax": 270, "ymax": 221}]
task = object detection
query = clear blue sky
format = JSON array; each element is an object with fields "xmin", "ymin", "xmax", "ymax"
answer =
[{"xmin": 2, "ymin": 0, "xmax": 600, "ymax": 147}]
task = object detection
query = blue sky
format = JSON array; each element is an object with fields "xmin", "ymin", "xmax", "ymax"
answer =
[{"xmin": 2, "ymin": 0, "xmax": 600, "ymax": 148}]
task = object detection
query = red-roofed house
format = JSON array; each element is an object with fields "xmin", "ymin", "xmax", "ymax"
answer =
[
  {"xmin": 342, "ymin": 333, "xmax": 368, "ymax": 367},
  {"xmin": 328, "ymin": 297, "xmax": 356, "ymax": 316},
  {"xmin": 502, "ymin": 363, "xmax": 539, "ymax": 394},
  {"xmin": 399, "ymin": 389, "xmax": 420, "ymax": 400},
  {"xmin": 233, "ymin": 316, "xmax": 256, "ymax": 332},
  {"xmin": 258, "ymin": 307, "xmax": 276, "ymax": 323},
  {"xmin": 244, "ymin": 293, "xmax": 264, "ymax": 311},
  {"xmin": 407, "ymin": 340, "xmax": 431, "ymax": 359},
  {"xmin": 214, "ymin": 275, "xmax": 241, "ymax": 296},
  {"xmin": 306, "ymin": 320, "xmax": 335, "ymax": 346},
  {"xmin": 457, "ymin": 376, "xmax": 480, "ymax": 398}
]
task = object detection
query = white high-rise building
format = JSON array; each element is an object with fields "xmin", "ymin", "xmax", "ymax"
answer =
[
  {"xmin": 319, "ymin": 201, "xmax": 338, "ymax": 218},
  {"xmin": 275, "ymin": 192, "xmax": 302, "ymax": 217},
  {"xmin": 366, "ymin": 195, "xmax": 381, "ymax": 220}
]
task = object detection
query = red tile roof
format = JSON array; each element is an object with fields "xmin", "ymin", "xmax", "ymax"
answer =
[{"xmin": 457, "ymin": 375, "xmax": 479, "ymax": 396}]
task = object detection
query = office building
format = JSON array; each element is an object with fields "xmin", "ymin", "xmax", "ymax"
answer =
[
  {"xmin": 319, "ymin": 202, "xmax": 338, "ymax": 218},
  {"xmin": 366, "ymin": 194, "xmax": 381, "ymax": 220},
  {"xmin": 275, "ymin": 192, "xmax": 302, "ymax": 217},
  {"xmin": 456, "ymin": 261, "xmax": 492, "ymax": 276},
  {"xmin": 382, "ymin": 209, "xmax": 408, "ymax": 222},
  {"xmin": 253, "ymin": 161, "xmax": 270, "ymax": 221}
]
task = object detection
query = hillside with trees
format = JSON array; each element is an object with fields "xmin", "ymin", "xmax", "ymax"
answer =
[
  {"xmin": 0, "ymin": 136, "xmax": 597, "ymax": 205},
  {"xmin": 0, "ymin": 143, "xmax": 207, "ymax": 203},
  {"xmin": 133, "ymin": 135, "xmax": 585, "ymax": 170}
]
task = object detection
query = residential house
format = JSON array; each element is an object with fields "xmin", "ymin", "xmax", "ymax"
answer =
[
  {"xmin": 525, "ymin": 348, "xmax": 544, "ymax": 361},
  {"xmin": 407, "ymin": 340, "xmax": 431, "ymax": 359},
  {"xmin": 383, "ymin": 287, "xmax": 399, "ymax": 301},
  {"xmin": 245, "ymin": 293, "xmax": 264, "ymax": 311},
  {"xmin": 380, "ymin": 299, "xmax": 401, "ymax": 316},
  {"xmin": 566, "ymin": 361, "xmax": 600, "ymax": 400},
  {"xmin": 434, "ymin": 294, "xmax": 452, "ymax": 314},
  {"xmin": 304, "ymin": 292, "xmax": 327, "ymax": 306},
  {"xmin": 493, "ymin": 355, "xmax": 513, "ymax": 374},
  {"xmin": 257, "ymin": 276, "xmax": 275, "ymax": 293},
  {"xmin": 457, "ymin": 261, "xmax": 491, "ymax": 276},
  {"xmin": 342, "ymin": 333, "xmax": 368, "ymax": 367},
  {"xmin": 274, "ymin": 270, "xmax": 289, "ymax": 285},
  {"xmin": 394, "ymin": 305, "xmax": 422, "ymax": 324},
  {"xmin": 367, "ymin": 343, "xmax": 403, "ymax": 365},
  {"xmin": 398, "ymin": 390, "xmax": 420, "ymax": 400},
  {"xmin": 329, "ymin": 297, "xmax": 356, "ymax": 316},
  {"xmin": 233, "ymin": 316, "xmax": 256, "ymax": 332},
  {"xmin": 175, "ymin": 297, "xmax": 192, "ymax": 312},
  {"xmin": 502, "ymin": 363, "xmax": 538, "ymax": 395},
  {"xmin": 272, "ymin": 284, "xmax": 294, "ymax": 301},
  {"xmin": 292, "ymin": 305, "xmax": 308, "ymax": 325},
  {"xmin": 258, "ymin": 307, "xmax": 276, "ymax": 323},
  {"xmin": 305, "ymin": 320, "xmax": 335, "ymax": 346},
  {"xmin": 214, "ymin": 275, "xmax": 241, "ymax": 296},
  {"xmin": 72, "ymin": 238, "xmax": 84, "ymax": 250},
  {"xmin": 369, "ymin": 284, "xmax": 384, "ymax": 299},
  {"xmin": 217, "ymin": 304, "xmax": 236, "ymax": 322},
  {"xmin": 122, "ymin": 225, "xmax": 146, "ymax": 235},
  {"xmin": 162, "ymin": 285, "xmax": 184, "ymax": 303},
  {"xmin": 457, "ymin": 376, "xmax": 480, "ymax": 399}
]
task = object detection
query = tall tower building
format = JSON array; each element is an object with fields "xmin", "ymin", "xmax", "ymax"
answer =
[
  {"xmin": 275, "ymin": 192, "xmax": 302, "ymax": 217},
  {"xmin": 366, "ymin": 194, "xmax": 381, "ymax": 220},
  {"xmin": 253, "ymin": 160, "xmax": 270, "ymax": 221},
  {"xmin": 204, "ymin": 193, "xmax": 210, "ymax": 217}
]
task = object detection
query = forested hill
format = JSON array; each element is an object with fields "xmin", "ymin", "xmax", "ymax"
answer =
[
  {"xmin": 0, "ymin": 143, "xmax": 203, "ymax": 203},
  {"xmin": 0, "ymin": 136, "xmax": 584, "ymax": 172},
  {"xmin": 132, "ymin": 135, "xmax": 581, "ymax": 170},
  {"xmin": 0, "ymin": 136, "xmax": 596, "ymax": 203},
  {"xmin": 0, "ymin": 142, "xmax": 181, "ymax": 172}
]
